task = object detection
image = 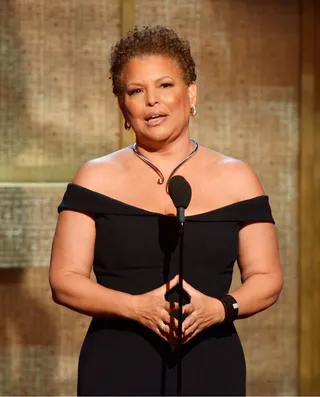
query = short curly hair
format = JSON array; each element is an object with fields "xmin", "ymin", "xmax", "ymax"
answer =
[{"xmin": 109, "ymin": 25, "xmax": 197, "ymax": 97}]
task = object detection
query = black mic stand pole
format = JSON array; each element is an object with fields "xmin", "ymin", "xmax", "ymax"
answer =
[
  {"xmin": 177, "ymin": 207, "xmax": 185, "ymax": 396},
  {"xmin": 168, "ymin": 175, "xmax": 192, "ymax": 396}
]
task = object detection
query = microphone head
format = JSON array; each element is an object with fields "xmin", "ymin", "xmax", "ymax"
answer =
[{"xmin": 168, "ymin": 175, "xmax": 192, "ymax": 209}]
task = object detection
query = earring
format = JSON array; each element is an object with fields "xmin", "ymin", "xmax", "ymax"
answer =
[
  {"xmin": 124, "ymin": 120, "xmax": 131, "ymax": 130},
  {"xmin": 191, "ymin": 104, "xmax": 197, "ymax": 117}
]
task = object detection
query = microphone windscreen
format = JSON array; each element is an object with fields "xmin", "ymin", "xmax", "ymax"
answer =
[{"xmin": 168, "ymin": 175, "xmax": 192, "ymax": 209}]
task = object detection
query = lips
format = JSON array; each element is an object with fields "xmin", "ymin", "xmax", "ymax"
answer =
[{"xmin": 145, "ymin": 113, "xmax": 167, "ymax": 122}]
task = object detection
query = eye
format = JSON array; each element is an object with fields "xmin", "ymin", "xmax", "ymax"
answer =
[
  {"xmin": 160, "ymin": 83, "xmax": 173, "ymax": 88},
  {"xmin": 129, "ymin": 88, "xmax": 142, "ymax": 96}
]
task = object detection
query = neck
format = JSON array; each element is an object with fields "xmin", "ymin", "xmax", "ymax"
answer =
[
  {"xmin": 134, "ymin": 135, "xmax": 194, "ymax": 168},
  {"xmin": 132, "ymin": 136, "xmax": 199, "ymax": 193}
]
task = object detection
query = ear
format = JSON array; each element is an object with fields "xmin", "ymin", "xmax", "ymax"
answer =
[{"xmin": 187, "ymin": 82, "xmax": 197, "ymax": 107}]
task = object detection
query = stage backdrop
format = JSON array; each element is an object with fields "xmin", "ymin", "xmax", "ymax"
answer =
[{"xmin": 0, "ymin": 0, "xmax": 299, "ymax": 395}]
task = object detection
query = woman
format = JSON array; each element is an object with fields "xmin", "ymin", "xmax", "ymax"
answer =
[{"xmin": 49, "ymin": 25, "xmax": 283, "ymax": 396}]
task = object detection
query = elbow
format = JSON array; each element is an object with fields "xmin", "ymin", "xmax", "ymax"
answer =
[
  {"xmin": 270, "ymin": 271, "xmax": 284, "ymax": 305},
  {"xmin": 51, "ymin": 288, "xmax": 63, "ymax": 305},
  {"xmin": 50, "ymin": 286, "xmax": 63, "ymax": 306},
  {"xmin": 49, "ymin": 275, "xmax": 66, "ymax": 305},
  {"xmin": 270, "ymin": 290, "xmax": 281, "ymax": 306}
]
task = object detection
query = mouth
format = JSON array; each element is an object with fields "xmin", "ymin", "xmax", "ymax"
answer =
[{"xmin": 144, "ymin": 113, "xmax": 168, "ymax": 124}]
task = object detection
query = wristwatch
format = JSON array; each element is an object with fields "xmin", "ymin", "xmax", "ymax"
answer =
[{"xmin": 218, "ymin": 294, "xmax": 239, "ymax": 323}]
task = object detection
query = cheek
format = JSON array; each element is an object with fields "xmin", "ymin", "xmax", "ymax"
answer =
[
  {"xmin": 125, "ymin": 99, "xmax": 143, "ymax": 118},
  {"xmin": 165, "ymin": 92, "xmax": 189, "ymax": 110},
  {"xmin": 169, "ymin": 97, "xmax": 190, "ymax": 120}
]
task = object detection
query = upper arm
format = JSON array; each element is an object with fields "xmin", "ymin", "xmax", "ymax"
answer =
[
  {"xmin": 228, "ymin": 160, "xmax": 282, "ymax": 284},
  {"xmin": 49, "ymin": 161, "xmax": 101, "ymax": 289},
  {"xmin": 49, "ymin": 210, "xmax": 96, "ymax": 287},
  {"xmin": 238, "ymin": 222, "xmax": 282, "ymax": 286}
]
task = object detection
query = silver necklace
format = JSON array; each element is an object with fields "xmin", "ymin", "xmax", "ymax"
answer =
[{"xmin": 132, "ymin": 138, "xmax": 199, "ymax": 193}]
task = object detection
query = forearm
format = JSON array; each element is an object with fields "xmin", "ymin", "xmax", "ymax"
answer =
[
  {"xmin": 229, "ymin": 272, "xmax": 283, "ymax": 319},
  {"xmin": 50, "ymin": 272, "xmax": 135, "ymax": 319}
]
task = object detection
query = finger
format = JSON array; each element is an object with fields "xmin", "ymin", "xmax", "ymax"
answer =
[
  {"xmin": 166, "ymin": 334, "xmax": 179, "ymax": 346},
  {"xmin": 155, "ymin": 327, "xmax": 177, "ymax": 345},
  {"xmin": 182, "ymin": 279, "xmax": 196, "ymax": 295},
  {"xmin": 183, "ymin": 319, "xmax": 198, "ymax": 336},
  {"xmin": 158, "ymin": 321, "xmax": 179, "ymax": 344},
  {"xmin": 182, "ymin": 314, "xmax": 196, "ymax": 333},
  {"xmin": 160, "ymin": 274, "xmax": 179, "ymax": 295},
  {"xmin": 165, "ymin": 301, "xmax": 179, "ymax": 313},
  {"xmin": 158, "ymin": 321, "xmax": 170, "ymax": 334},
  {"xmin": 182, "ymin": 303, "xmax": 193, "ymax": 316},
  {"xmin": 168, "ymin": 315, "xmax": 179, "ymax": 331},
  {"xmin": 163, "ymin": 312, "xmax": 179, "ymax": 330},
  {"xmin": 182, "ymin": 329, "xmax": 197, "ymax": 344}
]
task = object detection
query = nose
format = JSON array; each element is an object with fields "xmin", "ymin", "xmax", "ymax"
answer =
[{"xmin": 145, "ymin": 89, "xmax": 158, "ymax": 107}]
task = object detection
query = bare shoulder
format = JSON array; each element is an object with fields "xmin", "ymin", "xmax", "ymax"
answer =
[
  {"xmin": 72, "ymin": 147, "xmax": 132, "ymax": 192},
  {"xmin": 200, "ymin": 146, "xmax": 265, "ymax": 201},
  {"xmin": 222, "ymin": 157, "xmax": 265, "ymax": 200}
]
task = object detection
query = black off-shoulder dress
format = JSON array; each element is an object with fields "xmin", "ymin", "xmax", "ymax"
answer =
[{"xmin": 58, "ymin": 183, "xmax": 275, "ymax": 396}]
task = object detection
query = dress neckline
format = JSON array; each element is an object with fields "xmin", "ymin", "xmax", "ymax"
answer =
[{"xmin": 69, "ymin": 183, "xmax": 267, "ymax": 220}]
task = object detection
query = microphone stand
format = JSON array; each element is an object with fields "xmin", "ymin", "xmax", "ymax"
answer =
[
  {"xmin": 168, "ymin": 175, "xmax": 192, "ymax": 396},
  {"xmin": 177, "ymin": 207, "xmax": 185, "ymax": 396}
]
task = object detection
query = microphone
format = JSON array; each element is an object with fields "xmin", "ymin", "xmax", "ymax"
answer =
[{"xmin": 168, "ymin": 175, "xmax": 192, "ymax": 223}]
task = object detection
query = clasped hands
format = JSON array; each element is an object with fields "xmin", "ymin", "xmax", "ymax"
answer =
[{"xmin": 131, "ymin": 275, "xmax": 225, "ymax": 345}]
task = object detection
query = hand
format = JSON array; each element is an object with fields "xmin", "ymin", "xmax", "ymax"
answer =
[
  {"xmin": 181, "ymin": 279, "xmax": 225, "ymax": 344},
  {"xmin": 130, "ymin": 275, "xmax": 180, "ymax": 345}
]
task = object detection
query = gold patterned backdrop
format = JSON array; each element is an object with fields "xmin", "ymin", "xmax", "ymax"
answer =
[{"xmin": 0, "ymin": 0, "xmax": 299, "ymax": 395}]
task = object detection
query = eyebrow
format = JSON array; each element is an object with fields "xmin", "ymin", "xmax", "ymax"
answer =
[{"xmin": 127, "ymin": 76, "xmax": 175, "ymax": 87}]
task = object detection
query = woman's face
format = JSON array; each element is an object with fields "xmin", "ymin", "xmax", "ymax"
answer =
[{"xmin": 119, "ymin": 55, "xmax": 196, "ymax": 146}]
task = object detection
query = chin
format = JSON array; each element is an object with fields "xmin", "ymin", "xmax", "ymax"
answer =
[
  {"xmin": 150, "ymin": 133, "xmax": 177, "ymax": 145},
  {"xmin": 139, "ymin": 127, "xmax": 175, "ymax": 143}
]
